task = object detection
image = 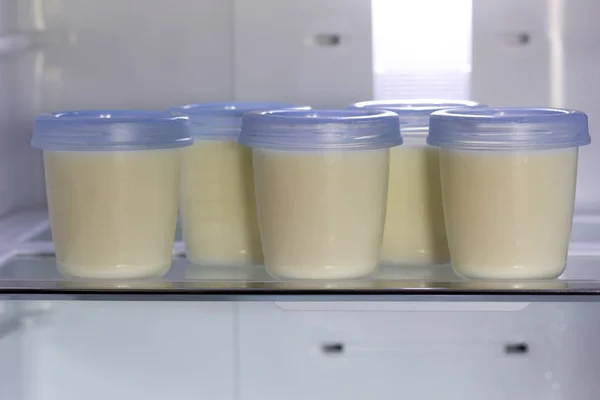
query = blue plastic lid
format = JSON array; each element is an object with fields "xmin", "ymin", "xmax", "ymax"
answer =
[
  {"xmin": 427, "ymin": 107, "xmax": 591, "ymax": 150},
  {"xmin": 349, "ymin": 99, "xmax": 482, "ymax": 135},
  {"xmin": 169, "ymin": 102, "xmax": 310, "ymax": 141},
  {"xmin": 32, "ymin": 110, "xmax": 192, "ymax": 151},
  {"xmin": 239, "ymin": 109, "xmax": 402, "ymax": 151}
]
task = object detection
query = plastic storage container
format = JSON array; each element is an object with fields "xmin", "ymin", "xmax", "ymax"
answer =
[
  {"xmin": 171, "ymin": 102, "xmax": 307, "ymax": 267},
  {"xmin": 31, "ymin": 110, "xmax": 192, "ymax": 279},
  {"xmin": 428, "ymin": 107, "xmax": 591, "ymax": 279},
  {"xmin": 350, "ymin": 99, "xmax": 482, "ymax": 266},
  {"xmin": 239, "ymin": 109, "xmax": 401, "ymax": 279}
]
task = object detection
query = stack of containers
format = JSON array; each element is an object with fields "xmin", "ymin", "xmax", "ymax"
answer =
[
  {"xmin": 170, "ymin": 103, "xmax": 308, "ymax": 267},
  {"xmin": 428, "ymin": 107, "xmax": 591, "ymax": 279},
  {"xmin": 31, "ymin": 110, "xmax": 192, "ymax": 279},
  {"xmin": 349, "ymin": 100, "xmax": 482, "ymax": 266},
  {"xmin": 239, "ymin": 109, "xmax": 401, "ymax": 279}
]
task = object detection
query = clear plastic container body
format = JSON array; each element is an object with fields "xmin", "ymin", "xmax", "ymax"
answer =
[
  {"xmin": 381, "ymin": 139, "xmax": 449, "ymax": 265},
  {"xmin": 44, "ymin": 149, "xmax": 181, "ymax": 279},
  {"xmin": 439, "ymin": 147, "xmax": 578, "ymax": 279},
  {"xmin": 181, "ymin": 140, "xmax": 263, "ymax": 266},
  {"xmin": 253, "ymin": 148, "xmax": 390, "ymax": 279},
  {"xmin": 171, "ymin": 102, "xmax": 307, "ymax": 266},
  {"xmin": 428, "ymin": 107, "xmax": 590, "ymax": 280},
  {"xmin": 349, "ymin": 100, "xmax": 482, "ymax": 266}
]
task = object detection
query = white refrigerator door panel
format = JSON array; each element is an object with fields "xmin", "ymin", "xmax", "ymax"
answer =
[
  {"xmin": 472, "ymin": 0, "xmax": 550, "ymax": 106},
  {"xmin": 28, "ymin": 0, "xmax": 234, "ymax": 111},
  {"xmin": 238, "ymin": 302, "xmax": 586, "ymax": 400},
  {"xmin": 234, "ymin": 0, "xmax": 372, "ymax": 108},
  {"xmin": 0, "ymin": 307, "xmax": 23, "ymax": 400},
  {"xmin": 24, "ymin": 302, "xmax": 236, "ymax": 400}
]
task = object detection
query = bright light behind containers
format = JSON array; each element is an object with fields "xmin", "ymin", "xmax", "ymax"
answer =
[
  {"xmin": 239, "ymin": 109, "xmax": 401, "ymax": 279},
  {"xmin": 428, "ymin": 107, "xmax": 590, "ymax": 279},
  {"xmin": 170, "ymin": 102, "xmax": 310, "ymax": 267},
  {"xmin": 349, "ymin": 99, "xmax": 483, "ymax": 266}
]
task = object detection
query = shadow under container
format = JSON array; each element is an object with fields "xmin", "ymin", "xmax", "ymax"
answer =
[
  {"xmin": 427, "ymin": 107, "xmax": 591, "ymax": 279},
  {"xmin": 31, "ymin": 110, "xmax": 192, "ymax": 279},
  {"xmin": 350, "ymin": 99, "xmax": 483, "ymax": 266},
  {"xmin": 239, "ymin": 109, "xmax": 402, "ymax": 279},
  {"xmin": 170, "ymin": 102, "xmax": 309, "ymax": 267}
]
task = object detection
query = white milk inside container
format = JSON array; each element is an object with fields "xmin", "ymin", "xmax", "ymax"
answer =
[
  {"xmin": 239, "ymin": 109, "xmax": 402, "ymax": 279},
  {"xmin": 428, "ymin": 107, "xmax": 591, "ymax": 279},
  {"xmin": 350, "ymin": 100, "xmax": 482, "ymax": 265},
  {"xmin": 171, "ymin": 103, "xmax": 307, "ymax": 267},
  {"xmin": 252, "ymin": 148, "xmax": 389, "ymax": 279},
  {"xmin": 31, "ymin": 110, "xmax": 192, "ymax": 279}
]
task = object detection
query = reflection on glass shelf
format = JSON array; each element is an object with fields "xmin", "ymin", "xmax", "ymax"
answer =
[{"xmin": 0, "ymin": 254, "xmax": 600, "ymax": 298}]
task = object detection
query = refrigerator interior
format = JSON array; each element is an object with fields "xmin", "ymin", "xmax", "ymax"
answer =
[{"xmin": 0, "ymin": 0, "xmax": 600, "ymax": 399}]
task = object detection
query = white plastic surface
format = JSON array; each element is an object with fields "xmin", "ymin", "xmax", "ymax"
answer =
[
  {"xmin": 0, "ymin": 321, "xmax": 23, "ymax": 400},
  {"xmin": 0, "ymin": 301, "xmax": 599, "ymax": 400},
  {"xmin": 238, "ymin": 302, "xmax": 600, "ymax": 400},
  {"xmin": 20, "ymin": 302, "xmax": 236, "ymax": 400},
  {"xmin": 233, "ymin": 0, "xmax": 372, "ymax": 108},
  {"xmin": 31, "ymin": 0, "xmax": 233, "ymax": 111}
]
